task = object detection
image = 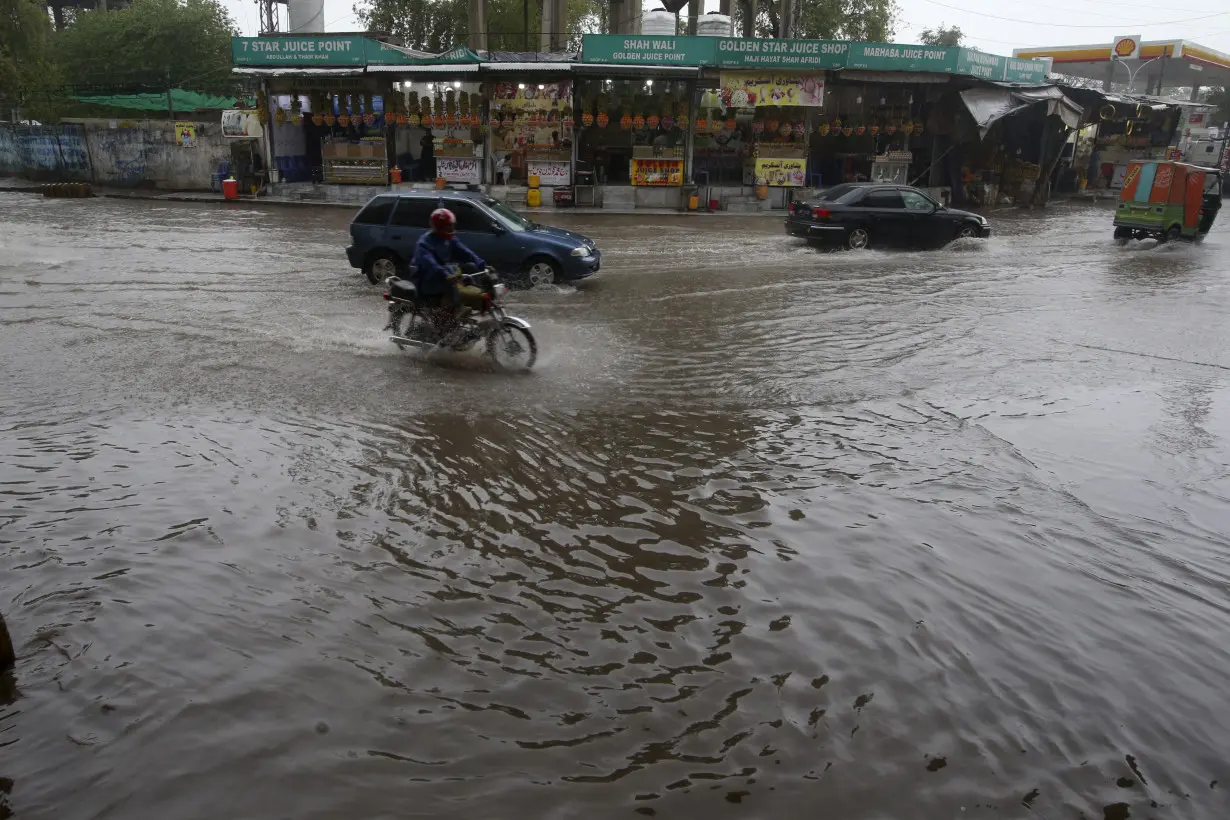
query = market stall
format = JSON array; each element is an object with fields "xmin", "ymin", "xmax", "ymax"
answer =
[
  {"xmin": 489, "ymin": 79, "xmax": 574, "ymax": 187},
  {"xmin": 574, "ymin": 75, "xmax": 692, "ymax": 201},
  {"xmin": 263, "ymin": 83, "xmax": 391, "ymax": 186},
  {"xmin": 1088, "ymin": 101, "xmax": 1179, "ymax": 189},
  {"xmin": 715, "ymin": 71, "xmax": 821, "ymax": 192}
]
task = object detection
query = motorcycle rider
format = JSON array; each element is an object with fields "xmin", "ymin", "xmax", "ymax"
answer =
[{"xmin": 411, "ymin": 207, "xmax": 488, "ymax": 333}]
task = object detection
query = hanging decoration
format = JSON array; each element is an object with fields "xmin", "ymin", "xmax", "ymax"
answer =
[{"xmin": 620, "ymin": 114, "xmax": 632, "ymax": 130}]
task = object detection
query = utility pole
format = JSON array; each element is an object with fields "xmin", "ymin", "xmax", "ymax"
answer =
[{"xmin": 166, "ymin": 68, "xmax": 174, "ymax": 120}]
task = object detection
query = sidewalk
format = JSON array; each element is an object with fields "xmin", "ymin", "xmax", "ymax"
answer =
[{"xmin": 0, "ymin": 177, "xmax": 787, "ymax": 217}]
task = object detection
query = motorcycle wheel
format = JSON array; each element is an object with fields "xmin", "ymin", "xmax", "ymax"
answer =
[
  {"xmin": 486, "ymin": 322, "xmax": 537, "ymax": 371},
  {"xmin": 392, "ymin": 309, "xmax": 433, "ymax": 344}
]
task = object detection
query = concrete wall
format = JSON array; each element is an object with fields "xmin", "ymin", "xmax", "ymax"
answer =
[
  {"xmin": 0, "ymin": 119, "xmax": 263, "ymax": 190},
  {"xmin": 0, "ymin": 124, "xmax": 92, "ymax": 181}
]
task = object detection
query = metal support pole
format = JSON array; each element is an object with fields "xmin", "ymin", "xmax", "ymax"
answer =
[{"xmin": 166, "ymin": 68, "xmax": 174, "ymax": 120}]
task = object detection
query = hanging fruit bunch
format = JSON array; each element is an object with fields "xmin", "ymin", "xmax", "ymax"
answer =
[
  {"xmin": 661, "ymin": 114, "xmax": 673, "ymax": 130},
  {"xmin": 794, "ymin": 122, "xmax": 805, "ymax": 138},
  {"xmin": 695, "ymin": 116, "xmax": 707, "ymax": 133},
  {"xmin": 751, "ymin": 120, "xmax": 764, "ymax": 134},
  {"xmin": 885, "ymin": 122, "xmax": 897, "ymax": 135},
  {"xmin": 725, "ymin": 115, "xmax": 736, "ymax": 130},
  {"xmin": 362, "ymin": 93, "xmax": 375, "ymax": 126},
  {"xmin": 633, "ymin": 114, "xmax": 645, "ymax": 129},
  {"xmin": 869, "ymin": 124, "xmax": 880, "ymax": 136},
  {"xmin": 779, "ymin": 122, "xmax": 792, "ymax": 137},
  {"xmin": 646, "ymin": 113, "xmax": 659, "ymax": 129},
  {"xmin": 676, "ymin": 113, "xmax": 688, "ymax": 129},
  {"xmin": 842, "ymin": 126, "xmax": 854, "ymax": 137},
  {"xmin": 854, "ymin": 124, "xmax": 865, "ymax": 136},
  {"xmin": 913, "ymin": 122, "xmax": 925, "ymax": 136},
  {"xmin": 274, "ymin": 105, "xmax": 287, "ymax": 125},
  {"xmin": 562, "ymin": 104, "xmax": 574, "ymax": 131},
  {"xmin": 765, "ymin": 117, "xmax": 778, "ymax": 134},
  {"xmin": 323, "ymin": 94, "xmax": 336, "ymax": 127},
  {"xmin": 582, "ymin": 111, "xmax": 594, "ymax": 127},
  {"xmin": 902, "ymin": 120, "xmax": 914, "ymax": 135},
  {"xmin": 256, "ymin": 90, "xmax": 269, "ymax": 125},
  {"xmin": 290, "ymin": 95, "xmax": 303, "ymax": 126},
  {"xmin": 597, "ymin": 111, "xmax": 609, "ymax": 128},
  {"xmin": 819, "ymin": 122, "xmax": 830, "ymax": 136},
  {"xmin": 620, "ymin": 113, "xmax": 632, "ymax": 130}
]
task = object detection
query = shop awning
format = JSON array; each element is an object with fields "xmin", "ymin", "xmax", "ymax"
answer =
[
  {"xmin": 367, "ymin": 64, "xmax": 480, "ymax": 74},
  {"xmin": 482, "ymin": 62, "xmax": 575, "ymax": 72},
  {"xmin": 70, "ymin": 89, "xmax": 248, "ymax": 111},
  {"xmin": 232, "ymin": 67, "xmax": 367, "ymax": 77},
  {"xmin": 960, "ymin": 85, "xmax": 1084, "ymax": 136},
  {"xmin": 571, "ymin": 63, "xmax": 701, "ymax": 76}
]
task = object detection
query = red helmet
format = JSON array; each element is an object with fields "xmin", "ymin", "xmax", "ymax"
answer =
[{"xmin": 430, "ymin": 208, "xmax": 456, "ymax": 237}]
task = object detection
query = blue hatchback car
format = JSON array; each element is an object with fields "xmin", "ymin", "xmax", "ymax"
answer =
[{"xmin": 346, "ymin": 190, "xmax": 602, "ymax": 287}]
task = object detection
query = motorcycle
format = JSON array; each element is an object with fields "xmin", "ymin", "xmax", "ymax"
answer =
[{"xmin": 383, "ymin": 268, "xmax": 538, "ymax": 371}]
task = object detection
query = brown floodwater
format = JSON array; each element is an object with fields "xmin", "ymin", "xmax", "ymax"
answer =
[{"xmin": 2, "ymin": 193, "xmax": 1230, "ymax": 820}]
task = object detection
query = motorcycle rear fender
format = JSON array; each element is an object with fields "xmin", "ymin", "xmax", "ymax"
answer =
[{"xmin": 501, "ymin": 316, "xmax": 531, "ymax": 330}]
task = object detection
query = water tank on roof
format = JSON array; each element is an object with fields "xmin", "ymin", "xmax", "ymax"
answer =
[
  {"xmin": 288, "ymin": 0, "xmax": 325, "ymax": 33},
  {"xmin": 697, "ymin": 12, "xmax": 733, "ymax": 37},
  {"xmin": 642, "ymin": 8, "xmax": 676, "ymax": 36}
]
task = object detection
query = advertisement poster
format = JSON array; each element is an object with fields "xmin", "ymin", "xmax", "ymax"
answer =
[
  {"xmin": 527, "ymin": 160, "xmax": 571, "ymax": 186},
  {"xmin": 631, "ymin": 158, "xmax": 683, "ymax": 186},
  {"xmin": 719, "ymin": 72, "xmax": 824, "ymax": 107},
  {"xmin": 436, "ymin": 157, "xmax": 480, "ymax": 184},
  {"xmin": 754, "ymin": 157, "xmax": 806, "ymax": 187},
  {"xmin": 174, "ymin": 122, "xmax": 198, "ymax": 148},
  {"xmin": 490, "ymin": 81, "xmax": 572, "ymax": 114},
  {"xmin": 221, "ymin": 110, "xmax": 261, "ymax": 138}
]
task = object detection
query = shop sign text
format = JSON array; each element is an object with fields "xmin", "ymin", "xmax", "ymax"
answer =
[
  {"xmin": 232, "ymin": 36, "xmax": 366, "ymax": 65},
  {"xmin": 847, "ymin": 43, "xmax": 955, "ymax": 73},
  {"xmin": 715, "ymin": 38, "xmax": 847, "ymax": 68}
]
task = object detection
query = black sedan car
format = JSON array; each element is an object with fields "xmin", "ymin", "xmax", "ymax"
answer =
[{"xmin": 787, "ymin": 183, "xmax": 991, "ymax": 250}]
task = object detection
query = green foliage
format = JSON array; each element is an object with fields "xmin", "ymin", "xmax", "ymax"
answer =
[
  {"xmin": 1208, "ymin": 87, "xmax": 1229, "ymax": 126},
  {"xmin": 0, "ymin": 0, "xmax": 60, "ymax": 118},
  {"xmin": 353, "ymin": 0, "xmax": 605, "ymax": 52},
  {"xmin": 53, "ymin": 0, "xmax": 238, "ymax": 95},
  {"xmin": 733, "ymin": 0, "xmax": 896, "ymax": 42},
  {"xmin": 918, "ymin": 23, "xmax": 962, "ymax": 47}
]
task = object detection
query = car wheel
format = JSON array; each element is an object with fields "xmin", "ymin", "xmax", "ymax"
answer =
[
  {"xmin": 846, "ymin": 227, "xmax": 871, "ymax": 250},
  {"xmin": 364, "ymin": 250, "xmax": 402, "ymax": 285},
  {"xmin": 1113, "ymin": 226, "xmax": 1131, "ymax": 246},
  {"xmin": 1162, "ymin": 226, "xmax": 1182, "ymax": 244},
  {"xmin": 956, "ymin": 223, "xmax": 978, "ymax": 240},
  {"xmin": 520, "ymin": 256, "xmax": 560, "ymax": 288}
]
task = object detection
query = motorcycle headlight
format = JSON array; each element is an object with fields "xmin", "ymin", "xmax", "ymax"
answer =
[
  {"xmin": 570, "ymin": 246, "xmax": 588, "ymax": 257},
  {"xmin": 493, "ymin": 283, "xmax": 509, "ymax": 299}
]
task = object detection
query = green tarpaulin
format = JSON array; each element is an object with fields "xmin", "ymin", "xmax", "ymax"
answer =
[{"xmin": 69, "ymin": 89, "xmax": 246, "ymax": 113}]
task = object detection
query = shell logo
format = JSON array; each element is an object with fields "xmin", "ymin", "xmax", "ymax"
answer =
[{"xmin": 1114, "ymin": 38, "xmax": 1137, "ymax": 57}]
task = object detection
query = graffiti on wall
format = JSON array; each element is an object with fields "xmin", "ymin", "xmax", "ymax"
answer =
[{"xmin": 0, "ymin": 125, "xmax": 91, "ymax": 179}]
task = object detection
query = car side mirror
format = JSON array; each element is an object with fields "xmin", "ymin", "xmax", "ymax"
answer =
[{"xmin": 490, "ymin": 220, "xmax": 506, "ymax": 234}]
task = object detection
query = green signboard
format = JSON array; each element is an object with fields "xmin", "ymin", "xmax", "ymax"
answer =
[
  {"xmin": 846, "ymin": 42, "xmax": 956, "ymax": 73},
  {"xmin": 1002, "ymin": 57, "xmax": 1049, "ymax": 84},
  {"xmin": 580, "ymin": 34, "xmax": 716, "ymax": 66},
  {"xmin": 232, "ymin": 36, "xmax": 367, "ymax": 66},
  {"xmin": 955, "ymin": 48, "xmax": 1003, "ymax": 81},
  {"xmin": 366, "ymin": 42, "xmax": 484, "ymax": 65},
  {"xmin": 713, "ymin": 38, "xmax": 848, "ymax": 69}
]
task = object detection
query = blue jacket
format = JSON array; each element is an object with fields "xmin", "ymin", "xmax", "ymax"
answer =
[{"xmin": 411, "ymin": 232, "xmax": 486, "ymax": 296}]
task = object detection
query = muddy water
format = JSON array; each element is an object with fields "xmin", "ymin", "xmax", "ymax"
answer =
[{"xmin": 2, "ymin": 194, "xmax": 1230, "ymax": 820}]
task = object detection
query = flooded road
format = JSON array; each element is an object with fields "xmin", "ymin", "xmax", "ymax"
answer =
[{"xmin": 3, "ymin": 193, "xmax": 1230, "ymax": 820}]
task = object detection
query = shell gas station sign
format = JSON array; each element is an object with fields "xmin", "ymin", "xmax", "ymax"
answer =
[{"xmin": 1112, "ymin": 35, "xmax": 1141, "ymax": 61}]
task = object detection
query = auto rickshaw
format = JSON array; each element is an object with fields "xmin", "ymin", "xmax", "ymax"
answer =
[{"xmin": 1113, "ymin": 160, "xmax": 1223, "ymax": 244}]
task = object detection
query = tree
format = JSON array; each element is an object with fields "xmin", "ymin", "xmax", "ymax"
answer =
[
  {"xmin": 0, "ymin": 0, "xmax": 60, "ymax": 119},
  {"xmin": 918, "ymin": 22, "xmax": 961, "ymax": 47},
  {"xmin": 353, "ymin": 0, "xmax": 605, "ymax": 53},
  {"xmin": 732, "ymin": 0, "xmax": 895, "ymax": 42},
  {"xmin": 53, "ymin": 0, "xmax": 238, "ymax": 95},
  {"xmin": 1209, "ymin": 86, "xmax": 1229, "ymax": 126}
]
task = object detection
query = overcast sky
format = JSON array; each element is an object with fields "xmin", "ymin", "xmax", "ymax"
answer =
[{"xmin": 222, "ymin": 0, "xmax": 1230, "ymax": 58}]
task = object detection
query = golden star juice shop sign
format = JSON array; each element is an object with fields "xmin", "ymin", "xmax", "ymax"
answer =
[{"xmin": 718, "ymin": 72, "xmax": 825, "ymax": 108}]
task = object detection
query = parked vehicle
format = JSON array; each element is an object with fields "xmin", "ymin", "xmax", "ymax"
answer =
[
  {"xmin": 1113, "ymin": 160, "xmax": 1222, "ymax": 245},
  {"xmin": 786, "ymin": 183, "xmax": 991, "ymax": 250},
  {"xmin": 347, "ymin": 190, "xmax": 601, "ymax": 286},
  {"xmin": 384, "ymin": 268, "xmax": 537, "ymax": 370}
]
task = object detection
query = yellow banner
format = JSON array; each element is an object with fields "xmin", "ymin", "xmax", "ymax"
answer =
[
  {"xmin": 174, "ymin": 122, "xmax": 198, "ymax": 148},
  {"xmin": 754, "ymin": 157, "xmax": 806, "ymax": 187},
  {"xmin": 631, "ymin": 158, "xmax": 683, "ymax": 186},
  {"xmin": 490, "ymin": 81, "xmax": 572, "ymax": 113},
  {"xmin": 719, "ymin": 72, "xmax": 824, "ymax": 107}
]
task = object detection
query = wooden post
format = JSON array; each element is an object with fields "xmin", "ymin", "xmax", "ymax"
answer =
[{"xmin": 0, "ymin": 613, "xmax": 14, "ymax": 672}]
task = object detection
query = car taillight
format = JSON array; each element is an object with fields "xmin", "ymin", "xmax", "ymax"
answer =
[
  {"xmin": 382, "ymin": 292, "xmax": 390, "ymax": 300},
  {"xmin": 812, "ymin": 207, "xmax": 831, "ymax": 219}
]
